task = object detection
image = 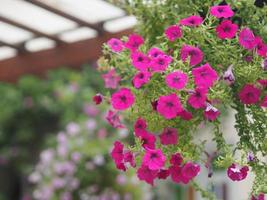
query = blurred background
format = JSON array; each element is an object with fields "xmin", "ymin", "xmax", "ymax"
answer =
[{"xmin": 0, "ymin": 1, "xmax": 256, "ymax": 200}]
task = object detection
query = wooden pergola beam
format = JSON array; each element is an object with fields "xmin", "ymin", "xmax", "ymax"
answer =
[
  {"xmin": 24, "ymin": 0, "xmax": 105, "ymax": 34},
  {"xmin": 0, "ymin": 40, "xmax": 27, "ymax": 53},
  {"xmin": 0, "ymin": 15, "xmax": 66, "ymax": 45},
  {"xmin": 0, "ymin": 28, "xmax": 133, "ymax": 83}
]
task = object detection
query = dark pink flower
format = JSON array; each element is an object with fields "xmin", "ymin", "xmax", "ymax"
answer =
[
  {"xmin": 111, "ymin": 88, "xmax": 135, "ymax": 110},
  {"xmin": 139, "ymin": 131, "xmax": 156, "ymax": 149},
  {"xmin": 210, "ymin": 5, "xmax": 234, "ymax": 18},
  {"xmin": 179, "ymin": 15, "xmax": 203, "ymax": 27},
  {"xmin": 106, "ymin": 110, "xmax": 125, "ymax": 129},
  {"xmin": 148, "ymin": 47, "xmax": 165, "ymax": 58},
  {"xmin": 165, "ymin": 25, "xmax": 183, "ymax": 41},
  {"xmin": 92, "ymin": 93, "xmax": 103, "ymax": 105},
  {"xmin": 124, "ymin": 151, "xmax": 135, "ymax": 167},
  {"xmin": 177, "ymin": 109, "xmax": 193, "ymax": 120},
  {"xmin": 170, "ymin": 153, "xmax": 183, "ymax": 166},
  {"xmin": 157, "ymin": 93, "xmax": 183, "ymax": 119},
  {"xmin": 151, "ymin": 100, "xmax": 158, "ymax": 111},
  {"xmin": 125, "ymin": 34, "xmax": 144, "ymax": 51},
  {"xmin": 227, "ymin": 163, "xmax": 249, "ymax": 181},
  {"xmin": 137, "ymin": 165, "xmax": 158, "ymax": 185},
  {"xmin": 165, "ymin": 71, "xmax": 188, "ymax": 90},
  {"xmin": 169, "ymin": 165, "xmax": 183, "ymax": 183},
  {"xmin": 204, "ymin": 103, "xmax": 220, "ymax": 121},
  {"xmin": 107, "ymin": 38, "xmax": 124, "ymax": 52},
  {"xmin": 102, "ymin": 68, "xmax": 121, "ymax": 89},
  {"xmin": 255, "ymin": 37, "xmax": 267, "ymax": 57},
  {"xmin": 132, "ymin": 71, "xmax": 151, "ymax": 89},
  {"xmin": 159, "ymin": 127, "xmax": 178, "ymax": 145},
  {"xmin": 258, "ymin": 79, "xmax": 267, "ymax": 88},
  {"xmin": 150, "ymin": 54, "xmax": 172, "ymax": 72},
  {"xmin": 188, "ymin": 87, "xmax": 208, "ymax": 109},
  {"xmin": 131, "ymin": 51, "xmax": 150, "ymax": 71},
  {"xmin": 223, "ymin": 64, "xmax": 235, "ymax": 85},
  {"xmin": 111, "ymin": 141, "xmax": 126, "ymax": 171},
  {"xmin": 134, "ymin": 117, "xmax": 147, "ymax": 137},
  {"xmin": 239, "ymin": 28, "xmax": 257, "ymax": 50},
  {"xmin": 142, "ymin": 148, "xmax": 166, "ymax": 170},
  {"xmin": 239, "ymin": 84, "xmax": 261, "ymax": 104},
  {"xmin": 260, "ymin": 96, "xmax": 267, "ymax": 107},
  {"xmin": 157, "ymin": 169, "xmax": 170, "ymax": 179},
  {"xmin": 181, "ymin": 162, "xmax": 201, "ymax": 183},
  {"xmin": 251, "ymin": 194, "xmax": 266, "ymax": 200},
  {"xmin": 216, "ymin": 20, "xmax": 238, "ymax": 39},
  {"xmin": 180, "ymin": 45, "xmax": 203, "ymax": 66},
  {"xmin": 192, "ymin": 63, "xmax": 218, "ymax": 88}
]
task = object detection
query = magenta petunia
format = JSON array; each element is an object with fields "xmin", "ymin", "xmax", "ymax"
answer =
[
  {"xmin": 210, "ymin": 5, "xmax": 234, "ymax": 19},
  {"xmin": 216, "ymin": 20, "xmax": 238, "ymax": 39},
  {"xmin": 227, "ymin": 163, "xmax": 249, "ymax": 181},
  {"xmin": 142, "ymin": 148, "xmax": 166, "ymax": 170},
  {"xmin": 165, "ymin": 25, "xmax": 183, "ymax": 41},
  {"xmin": 159, "ymin": 127, "xmax": 178, "ymax": 145},
  {"xmin": 137, "ymin": 165, "xmax": 158, "ymax": 185},
  {"xmin": 260, "ymin": 96, "xmax": 267, "ymax": 107},
  {"xmin": 165, "ymin": 71, "xmax": 188, "ymax": 90},
  {"xmin": 111, "ymin": 88, "xmax": 135, "ymax": 110},
  {"xmin": 148, "ymin": 47, "xmax": 166, "ymax": 58},
  {"xmin": 223, "ymin": 64, "xmax": 235, "ymax": 85},
  {"xmin": 179, "ymin": 15, "xmax": 203, "ymax": 27},
  {"xmin": 170, "ymin": 153, "xmax": 183, "ymax": 166},
  {"xmin": 258, "ymin": 79, "xmax": 267, "ymax": 88},
  {"xmin": 131, "ymin": 51, "xmax": 150, "ymax": 71},
  {"xmin": 111, "ymin": 141, "xmax": 126, "ymax": 171},
  {"xmin": 157, "ymin": 169, "xmax": 170, "ymax": 179},
  {"xmin": 92, "ymin": 93, "xmax": 103, "ymax": 105},
  {"xmin": 138, "ymin": 131, "xmax": 156, "ymax": 149},
  {"xmin": 150, "ymin": 54, "xmax": 172, "ymax": 72},
  {"xmin": 105, "ymin": 110, "xmax": 125, "ymax": 129},
  {"xmin": 239, "ymin": 28, "xmax": 257, "ymax": 50},
  {"xmin": 169, "ymin": 165, "xmax": 183, "ymax": 183},
  {"xmin": 255, "ymin": 37, "xmax": 267, "ymax": 57},
  {"xmin": 132, "ymin": 71, "xmax": 151, "ymax": 89},
  {"xmin": 180, "ymin": 45, "xmax": 203, "ymax": 66},
  {"xmin": 188, "ymin": 87, "xmax": 208, "ymax": 109},
  {"xmin": 124, "ymin": 34, "xmax": 144, "ymax": 51},
  {"xmin": 107, "ymin": 38, "xmax": 124, "ymax": 52},
  {"xmin": 177, "ymin": 109, "xmax": 193, "ymax": 121},
  {"xmin": 134, "ymin": 117, "xmax": 147, "ymax": 137},
  {"xmin": 238, "ymin": 84, "xmax": 261, "ymax": 105},
  {"xmin": 192, "ymin": 63, "xmax": 218, "ymax": 88},
  {"xmin": 124, "ymin": 151, "xmax": 135, "ymax": 167},
  {"xmin": 157, "ymin": 93, "xmax": 183, "ymax": 119},
  {"xmin": 102, "ymin": 68, "xmax": 121, "ymax": 89},
  {"xmin": 204, "ymin": 103, "xmax": 220, "ymax": 121},
  {"xmin": 181, "ymin": 162, "xmax": 201, "ymax": 183},
  {"xmin": 251, "ymin": 194, "xmax": 265, "ymax": 200}
]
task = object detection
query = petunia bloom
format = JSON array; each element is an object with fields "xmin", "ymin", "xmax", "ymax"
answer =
[
  {"xmin": 150, "ymin": 54, "xmax": 172, "ymax": 72},
  {"xmin": 138, "ymin": 131, "xmax": 156, "ymax": 149},
  {"xmin": 131, "ymin": 51, "xmax": 150, "ymax": 71},
  {"xmin": 251, "ymin": 193, "xmax": 265, "ymax": 200},
  {"xmin": 124, "ymin": 34, "xmax": 144, "ymax": 51},
  {"xmin": 157, "ymin": 93, "xmax": 183, "ymax": 119},
  {"xmin": 157, "ymin": 169, "xmax": 170, "ymax": 179},
  {"xmin": 148, "ymin": 47, "xmax": 165, "ymax": 58},
  {"xmin": 223, "ymin": 64, "xmax": 235, "ymax": 85},
  {"xmin": 111, "ymin": 88, "xmax": 135, "ymax": 110},
  {"xmin": 204, "ymin": 103, "xmax": 220, "ymax": 121},
  {"xmin": 179, "ymin": 15, "xmax": 203, "ymax": 27},
  {"xmin": 192, "ymin": 63, "xmax": 218, "ymax": 88},
  {"xmin": 142, "ymin": 148, "xmax": 166, "ymax": 170},
  {"xmin": 260, "ymin": 95, "xmax": 267, "ymax": 107},
  {"xmin": 255, "ymin": 37, "xmax": 267, "ymax": 57},
  {"xmin": 111, "ymin": 141, "xmax": 126, "ymax": 171},
  {"xmin": 170, "ymin": 153, "xmax": 183, "ymax": 166},
  {"xmin": 92, "ymin": 93, "xmax": 103, "ymax": 105},
  {"xmin": 132, "ymin": 71, "xmax": 151, "ymax": 89},
  {"xmin": 227, "ymin": 163, "xmax": 249, "ymax": 181},
  {"xmin": 106, "ymin": 110, "xmax": 125, "ymax": 129},
  {"xmin": 188, "ymin": 87, "xmax": 208, "ymax": 109},
  {"xmin": 210, "ymin": 5, "xmax": 234, "ymax": 18},
  {"xmin": 181, "ymin": 162, "xmax": 201, "ymax": 184},
  {"xmin": 165, "ymin": 25, "xmax": 183, "ymax": 41},
  {"xmin": 180, "ymin": 45, "xmax": 203, "ymax": 66},
  {"xmin": 177, "ymin": 109, "xmax": 193, "ymax": 121},
  {"xmin": 137, "ymin": 165, "xmax": 158, "ymax": 185},
  {"xmin": 216, "ymin": 20, "xmax": 238, "ymax": 39},
  {"xmin": 159, "ymin": 127, "xmax": 178, "ymax": 145},
  {"xmin": 134, "ymin": 117, "xmax": 147, "ymax": 137},
  {"xmin": 102, "ymin": 68, "xmax": 121, "ymax": 89},
  {"xmin": 238, "ymin": 84, "xmax": 261, "ymax": 104},
  {"xmin": 107, "ymin": 38, "xmax": 124, "ymax": 52},
  {"xmin": 239, "ymin": 28, "xmax": 257, "ymax": 50},
  {"xmin": 165, "ymin": 71, "xmax": 188, "ymax": 90},
  {"xmin": 124, "ymin": 151, "xmax": 135, "ymax": 167}
]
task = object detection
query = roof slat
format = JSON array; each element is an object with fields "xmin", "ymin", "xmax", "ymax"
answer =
[{"xmin": 0, "ymin": 40, "xmax": 27, "ymax": 53}]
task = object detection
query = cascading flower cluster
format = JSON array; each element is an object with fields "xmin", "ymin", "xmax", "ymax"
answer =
[{"xmin": 98, "ymin": 3, "xmax": 266, "ymax": 199}]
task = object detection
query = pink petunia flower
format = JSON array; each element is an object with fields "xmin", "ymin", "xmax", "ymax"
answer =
[
  {"xmin": 148, "ymin": 47, "xmax": 166, "ymax": 58},
  {"xmin": 180, "ymin": 45, "xmax": 203, "ymax": 66},
  {"xmin": 134, "ymin": 117, "xmax": 147, "ymax": 137},
  {"xmin": 107, "ymin": 38, "xmax": 124, "ymax": 52},
  {"xmin": 251, "ymin": 193, "xmax": 266, "ymax": 200},
  {"xmin": 165, "ymin": 71, "xmax": 188, "ymax": 90},
  {"xmin": 131, "ymin": 51, "xmax": 150, "ymax": 71},
  {"xmin": 192, "ymin": 63, "xmax": 218, "ymax": 88},
  {"xmin": 260, "ymin": 96, "xmax": 267, "ymax": 107},
  {"xmin": 165, "ymin": 25, "xmax": 183, "ymax": 41},
  {"xmin": 124, "ymin": 151, "xmax": 135, "ymax": 167},
  {"xmin": 150, "ymin": 54, "xmax": 172, "ymax": 72},
  {"xmin": 238, "ymin": 84, "xmax": 261, "ymax": 105},
  {"xmin": 106, "ymin": 110, "xmax": 125, "ymax": 129},
  {"xmin": 258, "ymin": 79, "xmax": 267, "ymax": 88},
  {"xmin": 124, "ymin": 34, "xmax": 144, "ymax": 51},
  {"xmin": 157, "ymin": 169, "xmax": 170, "ymax": 179},
  {"xmin": 227, "ymin": 163, "xmax": 249, "ymax": 181},
  {"xmin": 169, "ymin": 165, "xmax": 183, "ymax": 183},
  {"xmin": 159, "ymin": 127, "xmax": 178, "ymax": 145},
  {"xmin": 132, "ymin": 71, "xmax": 151, "ymax": 89},
  {"xmin": 188, "ymin": 87, "xmax": 208, "ymax": 109},
  {"xmin": 137, "ymin": 165, "xmax": 158, "ymax": 185},
  {"xmin": 255, "ymin": 37, "xmax": 267, "ymax": 57},
  {"xmin": 92, "ymin": 93, "xmax": 103, "ymax": 105},
  {"xmin": 239, "ymin": 28, "xmax": 257, "ymax": 50},
  {"xmin": 157, "ymin": 93, "xmax": 183, "ymax": 119},
  {"xmin": 170, "ymin": 153, "xmax": 183, "ymax": 166},
  {"xmin": 216, "ymin": 20, "xmax": 238, "ymax": 39},
  {"xmin": 111, "ymin": 88, "xmax": 135, "ymax": 110},
  {"xmin": 181, "ymin": 162, "xmax": 201, "ymax": 183},
  {"xmin": 210, "ymin": 5, "xmax": 234, "ymax": 18},
  {"xmin": 223, "ymin": 64, "xmax": 235, "ymax": 85},
  {"xmin": 179, "ymin": 15, "xmax": 203, "ymax": 27},
  {"xmin": 138, "ymin": 131, "xmax": 156, "ymax": 149},
  {"xmin": 177, "ymin": 109, "xmax": 193, "ymax": 120},
  {"xmin": 204, "ymin": 103, "xmax": 220, "ymax": 121},
  {"xmin": 142, "ymin": 148, "xmax": 166, "ymax": 170},
  {"xmin": 102, "ymin": 68, "xmax": 121, "ymax": 89},
  {"xmin": 111, "ymin": 141, "xmax": 126, "ymax": 171}
]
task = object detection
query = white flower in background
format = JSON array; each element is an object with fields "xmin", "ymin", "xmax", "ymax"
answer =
[
  {"xmin": 66, "ymin": 122, "xmax": 81, "ymax": 136},
  {"xmin": 28, "ymin": 172, "xmax": 41, "ymax": 183},
  {"xmin": 52, "ymin": 177, "xmax": 66, "ymax": 189},
  {"xmin": 93, "ymin": 155, "xmax": 105, "ymax": 166},
  {"xmin": 116, "ymin": 174, "xmax": 127, "ymax": 185},
  {"xmin": 85, "ymin": 119, "xmax": 97, "ymax": 131},
  {"xmin": 57, "ymin": 132, "xmax": 67, "ymax": 144},
  {"xmin": 118, "ymin": 128, "xmax": 129, "ymax": 138},
  {"xmin": 40, "ymin": 149, "xmax": 54, "ymax": 165},
  {"xmin": 57, "ymin": 143, "xmax": 68, "ymax": 158}
]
